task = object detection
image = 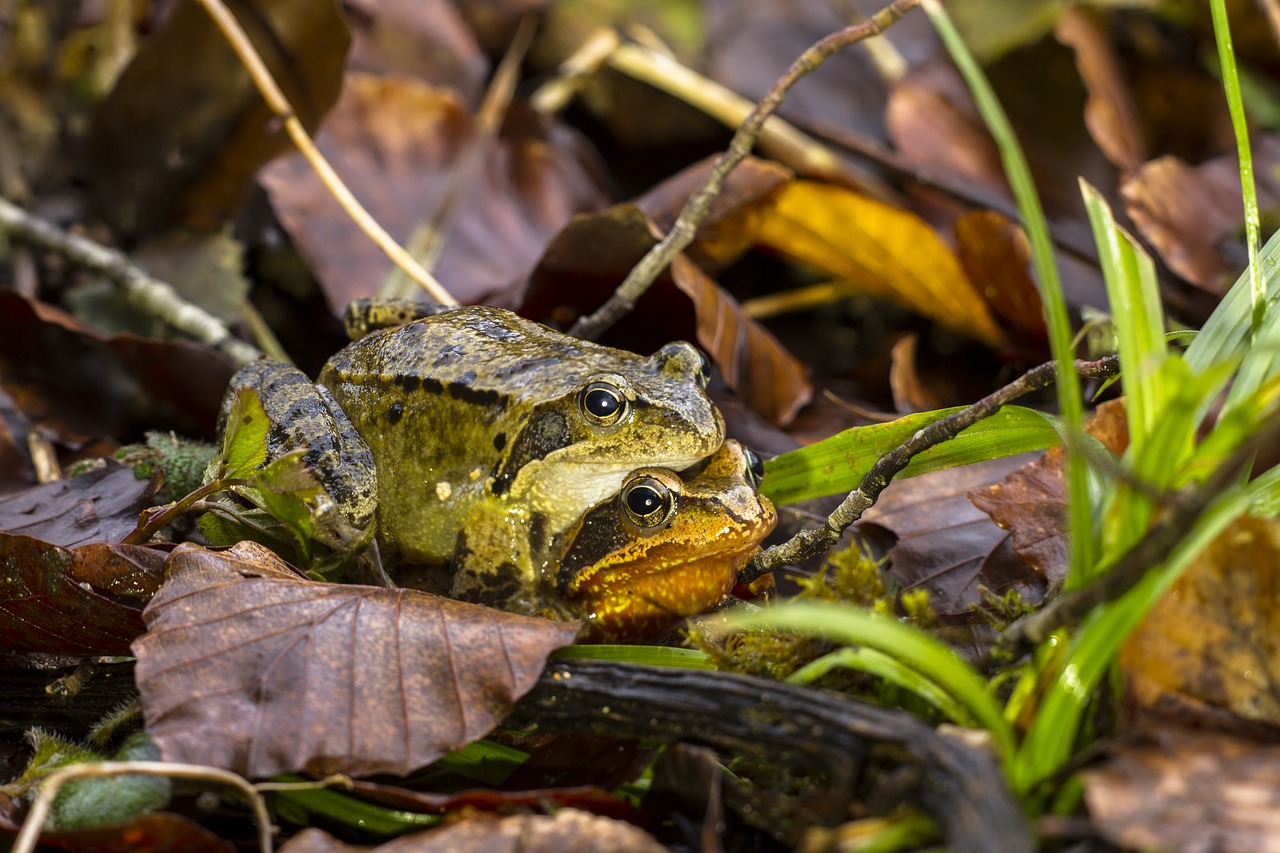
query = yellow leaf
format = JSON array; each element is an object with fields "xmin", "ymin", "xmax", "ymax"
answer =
[{"xmin": 707, "ymin": 181, "xmax": 1008, "ymax": 348}]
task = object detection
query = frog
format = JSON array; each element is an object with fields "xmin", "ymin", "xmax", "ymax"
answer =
[
  {"xmin": 213, "ymin": 304, "xmax": 725, "ymax": 577},
  {"xmin": 448, "ymin": 440, "xmax": 775, "ymax": 640}
]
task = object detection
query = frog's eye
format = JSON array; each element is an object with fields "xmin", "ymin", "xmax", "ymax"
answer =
[
  {"xmin": 621, "ymin": 476, "xmax": 677, "ymax": 529},
  {"xmin": 744, "ymin": 447, "xmax": 765, "ymax": 488},
  {"xmin": 694, "ymin": 350, "xmax": 711, "ymax": 389},
  {"xmin": 580, "ymin": 381, "xmax": 628, "ymax": 426}
]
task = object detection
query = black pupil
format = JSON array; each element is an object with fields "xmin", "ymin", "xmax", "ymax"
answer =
[
  {"xmin": 586, "ymin": 388, "xmax": 620, "ymax": 418},
  {"xmin": 627, "ymin": 485, "xmax": 662, "ymax": 517},
  {"xmin": 746, "ymin": 450, "xmax": 765, "ymax": 483}
]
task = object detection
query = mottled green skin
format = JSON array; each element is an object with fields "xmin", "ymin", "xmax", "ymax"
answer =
[{"xmin": 316, "ymin": 306, "xmax": 724, "ymax": 566}]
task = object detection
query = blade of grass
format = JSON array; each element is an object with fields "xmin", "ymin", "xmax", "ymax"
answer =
[
  {"xmin": 552, "ymin": 644, "xmax": 716, "ymax": 669},
  {"xmin": 1210, "ymin": 0, "xmax": 1264, "ymax": 339},
  {"xmin": 923, "ymin": 0, "xmax": 1093, "ymax": 582},
  {"xmin": 787, "ymin": 646, "xmax": 974, "ymax": 726},
  {"xmin": 762, "ymin": 405, "xmax": 1063, "ymax": 505},
  {"xmin": 728, "ymin": 601, "xmax": 1016, "ymax": 768}
]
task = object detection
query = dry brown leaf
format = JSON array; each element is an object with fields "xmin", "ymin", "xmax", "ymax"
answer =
[
  {"xmin": 84, "ymin": 0, "xmax": 349, "ymax": 237},
  {"xmin": 954, "ymin": 210, "xmax": 1047, "ymax": 344},
  {"xmin": 1083, "ymin": 728, "xmax": 1280, "ymax": 853},
  {"xmin": 0, "ymin": 461, "xmax": 158, "ymax": 549},
  {"xmin": 261, "ymin": 73, "xmax": 608, "ymax": 311},
  {"xmin": 345, "ymin": 0, "xmax": 488, "ymax": 102},
  {"xmin": 969, "ymin": 400, "xmax": 1129, "ymax": 586},
  {"xmin": 279, "ymin": 809, "xmax": 667, "ymax": 853},
  {"xmin": 524, "ymin": 205, "xmax": 812, "ymax": 426},
  {"xmin": 863, "ymin": 455, "xmax": 1048, "ymax": 625},
  {"xmin": 0, "ymin": 534, "xmax": 164, "ymax": 655},
  {"xmin": 1122, "ymin": 137, "xmax": 1280, "ymax": 294},
  {"xmin": 704, "ymin": 180, "xmax": 1008, "ymax": 348},
  {"xmin": 133, "ymin": 542, "xmax": 580, "ymax": 777},
  {"xmin": 887, "ymin": 333, "xmax": 941, "ymax": 414},
  {"xmin": 1055, "ymin": 8, "xmax": 1146, "ymax": 175},
  {"xmin": 1121, "ymin": 515, "xmax": 1280, "ymax": 727}
]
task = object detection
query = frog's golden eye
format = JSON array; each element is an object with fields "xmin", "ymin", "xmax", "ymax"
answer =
[
  {"xmin": 621, "ymin": 476, "xmax": 677, "ymax": 528},
  {"xmin": 744, "ymin": 447, "xmax": 765, "ymax": 488},
  {"xmin": 579, "ymin": 381, "xmax": 628, "ymax": 426}
]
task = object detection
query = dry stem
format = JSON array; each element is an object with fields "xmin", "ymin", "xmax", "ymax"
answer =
[
  {"xmin": 567, "ymin": 0, "xmax": 922, "ymax": 341},
  {"xmin": 0, "ymin": 196, "xmax": 262, "ymax": 365},
  {"xmin": 192, "ymin": 0, "xmax": 456, "ymax": 306}
]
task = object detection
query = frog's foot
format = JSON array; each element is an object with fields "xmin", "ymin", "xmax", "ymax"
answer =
[{"xmin": 343, "ymin": 298, "xmax": 452, "ymax": 340}]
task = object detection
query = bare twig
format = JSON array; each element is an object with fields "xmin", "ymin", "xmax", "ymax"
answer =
[
  {"xmin": 1258, "ymin": 0, "xmax": 1280, "ymax": 53},
  {"xmin": 567, "ymin": 0, "xmax": 922, "ymax": 341},
  {"xmin": 983, "ymin": 429, "xmax": 1267, "ymax": 669},
  {"xmin": 0, "ymin": 196, "xmax": 262, "ymax": 365},
  {"xmin": 743, "ymin": 355, "xmax": 1122, "ymax": 580},
  {"xmin": 191, "ymin": 0, "xmax": 456, "ymax": 307},
  {"xmin": 13, "ymin": 761, "xmax": 273, "ymax": 853}
]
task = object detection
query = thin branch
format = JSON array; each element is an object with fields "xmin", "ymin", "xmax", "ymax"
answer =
[
  {"xmin": 12, "ymin": 761, "xmax": 273, "ymax": 853},
  {"xmin": 743, "ymin": 355, "xmax": 1122, "ymax": 580},
  {"xmin": 191, "ymin": 0, "xmax": 457, "ymax": 307},
  {"xmin": 0, "ymin": 196, "xmax": 262, "ymax": 366},
  {"xmin": 1261, "ymin": 0, "xmax": 1280, "ymax": 48},
  {"xmin": 567, "ymin": 0, "xmax": 922, "ymax": 341}
]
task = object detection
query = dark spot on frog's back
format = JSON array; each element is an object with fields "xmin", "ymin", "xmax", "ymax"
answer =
[
  {"xmin": 493, "ymin": 432, "xmax": 506, "ymax": 451},
  {"xmin": 395, "ymin": 374, "xmax": 421, "ymax": 393},
  {"xmin": 445, "ymin": 382, "xmax": 505, "ymax": 409},
  {"xmin": 387, "ymin": 402, "xmax": 404, "ymax": 425}
]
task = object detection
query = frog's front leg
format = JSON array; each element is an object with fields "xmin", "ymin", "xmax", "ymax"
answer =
[{"xmin": 218, "ymin": 359, "xmax": 378, "ymax": 537}]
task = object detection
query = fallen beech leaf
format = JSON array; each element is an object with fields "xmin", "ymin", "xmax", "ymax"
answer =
[
  {"xmin": 1055, "ymin": 8, "xmax": 1145, "ymax": 174},
  {"xmin": 27, "ymin": 812, "xmax": 234, "ymax": 853},
  {"xmin": 523, "ymin": 205, "xmax": 812, "ymax": 426},
  {"xmin": 969, "ymin": 400, "xmax": 1129, "ymax": 585},
  {"xmin": 0, "ymin": 535, "xmax": 164, "ymax": 655},
  {"xmin": 888, "ymin": 333, "xmax": 941, "ymax": 414},
  {"xmin": 1083, "ymin": 728, "xmax": 1280, "ymax": 853},
  {"xmin": 1122, "ymin": 138, "xmax": 1280, "ymax": 294},
  {"xmin": 262, "ymin": 73, "xmax": 608, "ymax": 311},
  {"xmin": 954, "ymin": 210, "xmax": 1047, "ymax": 344},
  {"xmin": 85, "ymin": 0, "xmax": 349, "ymax": 237},
  {"xmin": 0, "ymin": 292, "xmax": 235, "ymax": 441},
  {"xmin": 345, "ymin": 0, "xmax": 487, "ymax": 103},
  {"xmin": 1121, "ymin": 515, "xmax": 1280, "ymax": 727},
  {"xmin": 133, "ymin": 542, "xmax": 580, "ymax": 777},
  {"xmin": 706, "ymin": 180, "xmax": 1008, "ymax": 348},
  {"xmin": 0, "ymin": 461, "xmax": 158, "ymax": 548},
  {"xmin": 279, "ymin": 809, "xmax": 667, "ymax": 853},
  {"xmin": 862, "ymin": 455, "xmax": 1047, "ymax": 624}
]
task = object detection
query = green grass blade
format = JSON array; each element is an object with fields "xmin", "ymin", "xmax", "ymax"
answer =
[
  {"xmin": 1184, "ymin": 229, "xmax": 1280, "ymax": 376},
  {"xmin": 762, "ymin": 405, "xmax": 1062, "ymax": 505},
  {"xmin": 923, "ymin": 0, "xmax": 1092, "ymax": 581},
  {"xmin": 1013, "ymin": 464, "xmax": 1280, "ymax": 792},
  {"xmin": 1210, "ymin": 0, "xmax": 1264, "ymax": 338},
  {"xmin": 1080, "ymin": 180, "xmax": 1167, "ymax": 448},
  {"xmin": 727, "ymin": 601, "xmax": 1016, "ymax": 766},
  {"xmin": 552, "ymin": 644, "xmax": 715, "ymax": 669},
  {"xmin": 788, "ymin": 646, "xmax": 974, "ymax": 726}
]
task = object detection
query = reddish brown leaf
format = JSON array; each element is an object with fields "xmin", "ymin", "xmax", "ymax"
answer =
[
  {"xmin": 22, "ymin": 812, "xmax": 234, "ymax": 853},
  {"xmin": 524, "ymin": 205, "xmax": 812, "ymax": 426},
  {"xmin": 862, "ymin": 455, "xmax": 1047, "ymax": 625},
  {"xmin": 84, "ymin": 0, "xmax": 349, "ymax": 237},
  {"xmin": 969, "ymin": 400, "xmax": 1128, "ymax": 586},
  {"xmin": 954, "ymin": 210, "xmax": 1047, "ymax": 344},
  {"xmin": 1055, "ymin": 8, "xmax": 1146, "ymax": 175},
  {"xmin": 345, "ymin": 0, "xmax": 487, "ymax": 103},
  {"xmin": 1083, "ymin": 728, "xmax": 1280, "ymax": 853},
  {"xmin": 279, "ymin": 809, "xmax": 667, "ymax": 853},
  {"xmin": 0, "ymin": 534, "xmax": 164, "ymax": 655},
  {"xmin": 1121, "ymin": 140, "xmax": 1280, "ymax": 294},
  {"xmin": 887, "ymin": 334, "xmax": 942, "ymax": 414},
  {"xmin": 132, "ymin": 542, "xmax": 580, "ymax": 777},
  {"xmin": 261, "ymin": 73, "xmax": 608, "ymax": 311},
  {"xmin": 0, "ymin": 461, "xmax": 158, "ymax": 548},
  {"xmin": 0, "ymin": 292, "xmax": 235, "ymax": 441}
]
